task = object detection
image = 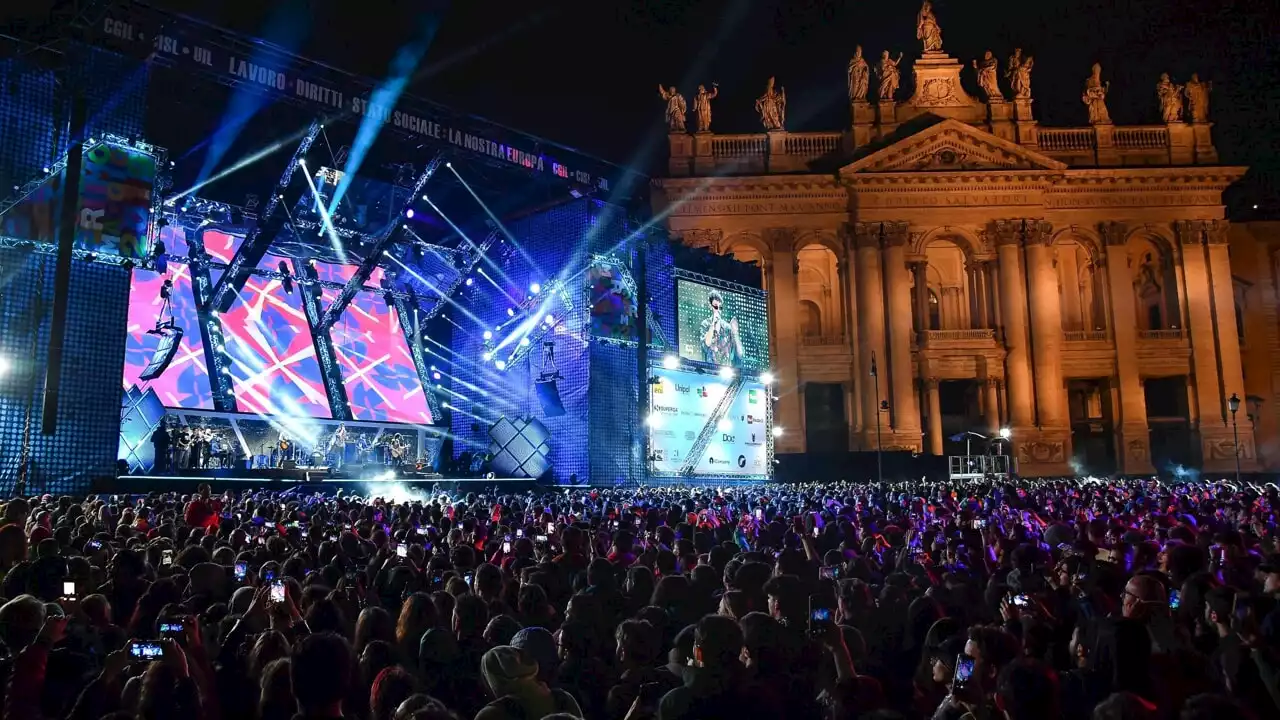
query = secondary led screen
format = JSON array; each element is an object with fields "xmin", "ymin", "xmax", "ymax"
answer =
[
  {"xmin": 648, "ymin": 365, "xmax": 770, "ymax": 478},
  {"xmin": 587, "ymin": 261, "xmax": 636, "ymax": 342},
  {"xmin": 676, "ymin": 277, "xmax": 769, "ymax": 370},
  {"xmin": 316, "ymin": 263, "xmax": 433, "ymax": 425}
]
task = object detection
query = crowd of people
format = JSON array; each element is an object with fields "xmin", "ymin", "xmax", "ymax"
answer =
[{"xmin": 0, "ymin": 477, "xmax": 1277, "ymax": 720}]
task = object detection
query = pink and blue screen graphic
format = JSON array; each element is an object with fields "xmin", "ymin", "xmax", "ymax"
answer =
[
  {"xmin": 315, "ymin": 262, "xmax": 433, "ymax": 424},
  {"xmin": 122, "ymin": 230, "xmax": 431, "ymax": 423},
  {"xmin": 121, "ymin": 226, "xmax": 244, "ymax": 408}
]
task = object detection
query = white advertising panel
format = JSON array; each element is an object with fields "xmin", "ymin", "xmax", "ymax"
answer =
[{"xmin": 647, "ymin": 366, "xmax": 770, "ymax": 478}]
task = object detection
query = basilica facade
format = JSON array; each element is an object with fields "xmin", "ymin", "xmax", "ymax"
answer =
[{"xmin": 651, "ymin": 16, "xmax": 1269, "ymax": 476}]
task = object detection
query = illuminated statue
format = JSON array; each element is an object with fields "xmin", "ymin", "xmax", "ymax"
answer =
[
  {"xmin": 1157, "ymin": 73, "xmax": 1185, "ymax": 122},
  {"xmin": 848, "ymin": 46, "xmax": 870, "ymax": 102},
  {"xmin": 972, "ymin": 51, "xmax": 1001, "ymax": 102},
  {"xmin": 658, "ymin": 85, "xmax": 687, "ymax": 132},
  {"xmin": 1011, "ymin": 55, "xmax": 1034, "ymax": 100},
  {"xmin": 876, "ymin": 51, "xmax": 904, "ymax": 101},
  {"xmin": 755, "ymin": 77, "xmax": 787, "ymax": 130},
  {"xmin": 692, "ymin": 83, "xmax": 719, "ymax": 133},
  {"xmin": 1081, "ymin": 63, "xmax": 1112, "ymax": 125},
  {"xmin": 916, "ymin": 1, "xmax": 943, "ymax": 53},
  {"xmin": 1183, "ymin": 73, "xmax": 1212, "ymax": 123}
]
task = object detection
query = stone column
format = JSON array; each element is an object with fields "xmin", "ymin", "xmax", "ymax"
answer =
[
  {"xmin": 854, "ymin": 223, "xmax": 889, "ymax": 449},
  {"xmin": 839, "ymin": 225, "xmax": 863, "ymax": 435},
  {"xmin": 984, "ymin": 378, "xmax": 1002, "ymax": 434},
  {"xmin": 883, "ymin": 222, "xmax": 922, "ymax": 446},
  {"xmin": 766, "ymin": 228, "xmax": 804, "ymax": 454},
  {"xmin": 992, "ymin": 221, "xmax": 1035, "ymax": 429},
  {"xmin": 1024, "ymin": 222, "xmax": 1068, "ymax": 429},
  {"xmin": 1206, "ymin": 221, "xmax": 1255, "ymax": 467},
  {"xmin": 1175, "ymin": 221, "xmax": 1232, "ymax": 471},
  {"xmin": 925, "ymin": 378, "xmax": 943, "ymax": 455},
  {"xmin": 1101, "ymin": 222, "xmax": 1154, "ymax": 474}
]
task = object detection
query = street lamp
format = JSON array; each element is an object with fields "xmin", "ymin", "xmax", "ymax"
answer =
[
  {"xmin": 1228, "ymin": 392, "xmax": 1242, "ymax": 485},
  {"xmin": 870, "ymin": 352, "xmax": 884, "ymax": 484}
]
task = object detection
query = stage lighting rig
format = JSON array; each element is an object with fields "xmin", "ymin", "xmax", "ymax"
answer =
[{"xmin": 278, "ymin": 261, "xmax": 295, "ymax": 294}]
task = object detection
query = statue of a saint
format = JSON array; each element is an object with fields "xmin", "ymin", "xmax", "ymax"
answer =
[
  {"xmin": 755, "ymin": 77, "xmax": 787, "ymax": 131},
  {"xmin": 876, "ymin": 51, "xmax": 904, "ymax": 101},
  {"xmin": 1157, "ymin": 73, "xmax": 1184, "ymax": 123},
  {"xmin": 1005, "ymin": 48, "xmax": 1022, "ymax": 86},
  {"xmin": 658, "ymin": 85, "xmax": 687, "ymax": 133},
  {"xmin": 1081, "ymin": 63, "xmax": 1112, "ymax": 125},
  {"xmin": 692, "ymin": 83, "xmax": 719, "ymax": 133},
  {"xmin": 1011, "ymin": 56, "xmax": 1034, "ymax": 100},
  {"xmin": 1183, "ymin": 73, "xmax": 1212, "ymax": 123},
  {"xmin": 848, "ymin": 46, "xmax": 870, "ymax": 102},
  {"xmin": 972, "ymin": 51, "xmax": 1001, "ymax": 102},
  {"xmin": 916, "ymin": 1, "xmax": 943, "ymax": 53}
]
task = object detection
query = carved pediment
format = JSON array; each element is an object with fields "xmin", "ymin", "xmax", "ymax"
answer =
[{"xmin": 839, "ymin": 118, "xmax": 1067, "ymax": 175}]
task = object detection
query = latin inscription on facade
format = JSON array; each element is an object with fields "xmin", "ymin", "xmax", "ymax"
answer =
[{"xmin": 670, "ymin": 199, "xmax": 847, "ymax": 216}]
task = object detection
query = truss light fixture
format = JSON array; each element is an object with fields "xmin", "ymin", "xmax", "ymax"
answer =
[
  {"xmin": 506, "ymin": 308, "xmax": 515, "ymax": 317},
  {"xmin": 760, "ymin": 371, "xmax": 775, "ymax": 385},
  {"xmin": 772, "ymin": 426, "xmax": 784, "ymax": 437},
  {"xmin": 495, "ymin": 359, "xmax": 507, "ymax": 370},
  {"xmin": 719, "ymin": 366, "xmax": 735, "ymax": 380},
  {"xmin": 530, "ymin": 282, "xmax": 541, "ymax": 294},
  {"xmin": 406, "ymin": 208, "xmax": 415, "ymax": 219},
  {"xmin": 663, "ymin": 355, "xmax": 680, "ymax": 370},
  {"xmin": 483, "ymin": 331, "xmax": 493, "ymax": 340},
  {"xmin": 465, "ymin": 277, "xmax": 474, "ymax": 286}
]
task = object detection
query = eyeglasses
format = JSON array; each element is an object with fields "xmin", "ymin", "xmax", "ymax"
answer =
[{"xmin": 1121, "ymin": 588, "xmax": 1143, "ymax": 603}]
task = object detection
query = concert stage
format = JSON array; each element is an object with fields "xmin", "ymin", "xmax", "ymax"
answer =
[{"xmin": 99, "ymin": 471, "xmax": 541, "ymax": 496}]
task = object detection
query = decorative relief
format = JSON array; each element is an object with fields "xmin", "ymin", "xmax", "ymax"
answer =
[
  {"xmin": 918, "ymin": 78, "xmax": 965, "ymax": 106},
  {"xmin": 1127, "ymin": 438, "xmax": 1149, "ymax": 463},
  {"xmin": 681, "ymin": 228, "xmax": 724, "ymax": 251},
  {"xmin": 1173, "ymin": 219, "xmax": 1203, "ymax": 246},
  {"xmin": 882, "ymin": 221, "xmax": 911, "ymax": 247},
  {"xmin": 1205, "ymin": 435, "xmax": 1252, "ymax": 461},
  {"xmin": 853, "ymin": 223, "xmax": 881, "ymax": 250},
  {"xmin": 1021, "ymin": 219, "xmax": 1054, "ymax": 246},
  {"xmin": 1017, "ymin": 440, "xmax": 1065, "ymax": 464},
  {"xmin": 1205, "ymin": 219, "xmax": 1229, "ymax": 245},
  {"xmin": 990, "ymin": 220, "xmax": 1020, "ymax": 247},
  {"xmin": 763, "ymin": 227, "xmax": 799, "ymax": 255}
]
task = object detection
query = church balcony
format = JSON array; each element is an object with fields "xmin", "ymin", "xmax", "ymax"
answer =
[
  {"xmin": 1136, "ymin": 328, "xmax": 1192, "ymax": 376},
  {"xmin": 1035, "ymin": 123, "xmax": 1215, "ymax": 167},
  {"xmin": 921, "ymin": 328, "xmax": 997, "ymax": 343},
  {"xmin": 1138, "ymin": 328, "xmax": 1187, "ymax": 341},
  {"xmin": 671, "ymin": 131, "xmax": 849, "ymax": 176}
]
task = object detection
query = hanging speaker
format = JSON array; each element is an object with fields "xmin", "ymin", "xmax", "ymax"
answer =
[
  {"xmin": 140, "ymin": 326, "xmax": 184, "ymax": 380},
  {"xmin": 535, "ymin": 378, "xmax": 565, "ymax": 417}
]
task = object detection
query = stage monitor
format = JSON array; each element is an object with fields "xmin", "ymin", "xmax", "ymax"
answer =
[
  {"xmin": 675, "ymin": 275, "xmax": 769, "ymax": 371},
  {"xmin": 647, "ymin": 365, "xmax": 771, "ymax": 479}
]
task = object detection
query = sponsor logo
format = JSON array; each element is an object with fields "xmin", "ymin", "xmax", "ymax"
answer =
[
  {"xmin": 748, "ymin": 389, "xmax": 760, "ymax": 404},
  {"xmin": 653, "ymin": 404, "xmax": 679, "ymax": 414},
  {"xmin": 674, "ymin": 384, "xmax": 692, "ymax": 394},
  {"xmin": 708, "ymin": 456, "xmax": 725, "ymax": 466},
  {"xmin": 737, "ymin": 455, "xmax": 747, "ymax": 468},
  {"xmin": 747, "ymin": 433, "xmax": 762, "ymax": 446},
  {"xmin": 721, "ymin": 433, "xmax": 736, "ymax": 443},
  {"xmin": 653, "ymin": 382, "xmax": 664, "ymax": 394},
  {"xmin": 697, "ymin": 386, "xmax": 709, "ymax": 398},
  {"xmin": 652, "ymin": 449, "xmax": 665, "ymax": 461},
  {"xmin": 656, "ymin": 430, "xmax": 676, "ymax": 438}
]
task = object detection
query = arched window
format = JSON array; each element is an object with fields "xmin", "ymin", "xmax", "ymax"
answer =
[{"xmin": 928, "ymin": 290, "xmax": 941, "ymax": 330}]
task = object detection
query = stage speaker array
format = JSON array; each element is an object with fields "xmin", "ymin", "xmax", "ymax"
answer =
[
  {"xmin": 140, "ymin": 326, "xmax": 184, "ymax": 381},
  {"xmin": 534, "ymin": 377, "xmax": 565, "ymax": 417},
  {"xmin": 487, "ymin": 416, "xmax": 552, "ymax": 479}
]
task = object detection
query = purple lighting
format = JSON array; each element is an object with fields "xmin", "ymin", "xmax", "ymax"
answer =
[{"xmin": 405, "ymin": 208, "xmax": 415, "ymax": 219}]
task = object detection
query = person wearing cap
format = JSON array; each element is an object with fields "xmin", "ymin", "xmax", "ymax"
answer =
[{"xmin": 475, "ymin": 645, "xmax": 581, "ymax": 720}]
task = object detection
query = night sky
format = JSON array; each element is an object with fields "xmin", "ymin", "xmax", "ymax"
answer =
[{"xmin": 132, "ymin": 0, "xmax": 1280, "ymax": 209}]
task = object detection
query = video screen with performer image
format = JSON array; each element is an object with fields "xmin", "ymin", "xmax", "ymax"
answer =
[{"xmin": 676, "ymin": 275, "xmax": 769, "ymax": 370}]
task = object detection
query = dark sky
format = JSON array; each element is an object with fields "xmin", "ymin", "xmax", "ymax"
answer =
[{"xmin": 152, "ymin": 0, "xmax": 1280, "ymax": 206}]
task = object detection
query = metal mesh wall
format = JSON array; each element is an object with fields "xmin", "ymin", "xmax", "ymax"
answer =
[{"xmin": 0, "ymin": 250, "xmax": 131, "ymax": 494}]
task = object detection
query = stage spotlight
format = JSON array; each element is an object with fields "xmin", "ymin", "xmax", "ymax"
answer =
[
  {"xmin": 406, "ymin": 208, "xmax": 415, "ymax": 219},
  {"xmin": 442, "ymin": 401, "xmax": 451, "ymax": 409},
  {"xmin": 717, "ymin": 417, "xmax": 732, "ymax": 431},
  {"xmin": 543, "ymin": 314, "xmax": 554, "ymax": 325},
  {"xmin": 999, "ymin": 427, "xmax": 1012, "ymax": 438},
  {"xmin": 465, "ymin": 277, "xmax": 474, "ymax": 286},
  {"xmin": 87, "ymin": 137, "xmax": 95, "ymax": 144},
  {"xmin": 772, "ymin": 426, "xmax": 784, "ymax": 437},
  {"xmin": 0, "ymin": 355, "xmax": 10, "ymax": 376},
  {"xmin": 644, "ymin": 415, "xmax": 661, "ymax": 428},
  {"xmin": 42, "ymin": 167, "xmax": 49, "ymax": 174},
  {"xmin": 495, "ymin": 360, "xmax": 507, "ymax": 370},
  {"xmin": 760, "ymin": 371, "xmax": 775, "ymax": 385},
  {"xmin": 506, "ymin": 308, "xmax": 515, "ymax": 317},
  {"xmin": 520, "ymin": 337, "xmax": 530, "ymax": 346},
  {"xmin": 662, "ymin": 355, "xmax": 679, "ymax": 370},
  {"xmin": 432, "ymin": 372, "xmax": 441, "ymax": 380},
  {"xmin": 298, "ymin": 159, "xmax": 307, "ymax": 168},
  {"xmin": 483, "ymin": 352, "xmax": 492, "ymax": 361},
  {"xmin": 445, "ymin": 162, "xmax": 451, "ymax": 168},
  {"xmin": 483, "ymin": 331, "xmax": 493, "ymax": 340},
  {"xmin": 719, "ymin": 367, "xmax": 735, "ymax": 380},
  {"xmin": 530, "ymin": 282, "xmax": 541, "ymax": 294}
]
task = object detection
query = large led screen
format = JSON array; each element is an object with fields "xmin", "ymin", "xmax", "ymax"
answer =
[
  {"xmin": 587, "ymin": 261, "xmax": 636, "ymax": 342},
  {"xmin": 676, "ymin": 277, "xmax": 769, "ymax": 370},
  {"xmin": 648, "ymin": 366, "xmax": 770, "ymax": 478},
  {"xmin": 316, "ymin": 263, "xmax": 433, "ymax": 425}
]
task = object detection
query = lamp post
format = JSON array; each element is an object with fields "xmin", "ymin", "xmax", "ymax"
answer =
[
  {"xmin": 871, "ymin": 352, "xmax": 883, "ymax": 484},
  {"xmin": 1228, "ymin": 392, "xmax": 1242, "ymax": 485}
]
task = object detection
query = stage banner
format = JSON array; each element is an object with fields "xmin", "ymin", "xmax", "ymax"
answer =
[
  {"xmin": 75, "ymin": 142, "xmax": 155, "ymax": 258},
  {"xmin": 0, "ymin": 141, "xmax": 155, "ymax": 258},
  {"xmin": 587, "ymin": 259, "xmax": 637, "ymax": 342},
  {"xmin": 675, "ymin": 276, "xmax": 769, "ymax": 370},
  {"xmin": 648, "ymin": 366, "xmax": 770, "ymax": 478}
]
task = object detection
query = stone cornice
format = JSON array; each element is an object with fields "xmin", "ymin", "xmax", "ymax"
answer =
[
  {"xmin": 1057, "ymin": 166, "xmax": 1248, "ymax": 189},
  {"xmin": 654, "ymin": 174, "xmax": 841, "ymax": 193}
]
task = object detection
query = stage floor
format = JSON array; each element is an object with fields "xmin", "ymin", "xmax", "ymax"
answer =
[{"xmin": 99, "ymin": 472, "xmax": 540, "ymax": 495}]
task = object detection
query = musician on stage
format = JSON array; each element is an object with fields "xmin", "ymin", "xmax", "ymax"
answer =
[
  {"xmin": 174, "ymin": 427, "xmax": 192, "ymax": 472},
  {"xmin": 151, "ymin": 422, "xmax": 171, "ymax": 474},
  {"xmin": 330, "ymin": 423, "xmax": 349, "ymax": 469},
  {"xmin": 276, "ymin": 431, "xmax": 291, "ymax": 468},
  {"xmin": 194, "ymin": 426, "xmax": 211, "ymax": 470}
]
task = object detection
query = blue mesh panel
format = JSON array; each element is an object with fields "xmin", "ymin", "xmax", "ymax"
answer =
[{"xmin": 0, "ymin": 251, "xmax": 131, "ymax": 494}]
